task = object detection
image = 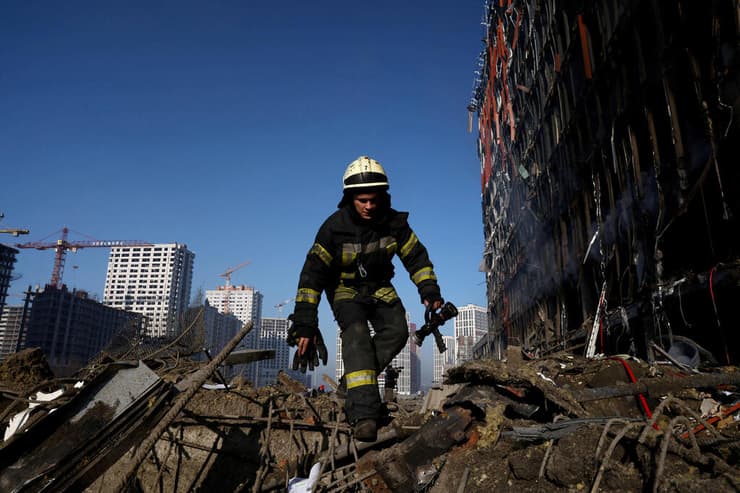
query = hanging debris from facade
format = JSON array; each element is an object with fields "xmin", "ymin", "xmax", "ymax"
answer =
[{"xmin": 470, "ymin": 0, "xmax": 740, "ymax": 363}]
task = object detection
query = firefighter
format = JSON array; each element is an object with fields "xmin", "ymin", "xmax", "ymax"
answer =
[{"xmin": 288, "ymin": 156, "xmax": 444, "ymax": 442}]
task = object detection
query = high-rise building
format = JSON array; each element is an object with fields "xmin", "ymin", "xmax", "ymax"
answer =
[
  {"xmin": 24, "ymin": 285, "xmax": 144, "ymax": 376},
  {"xmin": 335, "ymin": 323, "xmax": 343, "ymax": 383},
  {"xmin": 408, "ymin": 321, "xmax": 421, "ymax": 394},
  {"xmin": 0, "ymin": 305, "xmax": 25, "ymax": 362},
  {"xmin": 387, "ymin": 334, "xmax": 411, "ymax": 396},
  {"xmin": 256, "ymin": 317, "xmax": 289, "ymax": 387},
  {"xmin": 203, "ymin": 302, "xmax": 242, "ymax": 356},
  {"xmin": 103, "ymin": 243, "xmax": 194, "ymax": 338},
  {"xmin": 454, "ymin": 304, "xmax": 488, "ymax": 364},
  {"xmin": 433, "ymin": 335, "xmax": 456, "ymax": 384},
  {"xmin": 181, "ymin": 302, "xmax": 242, "ymax": 378},
  {"xmin": 255, "ymin": 317, "xmax": 309, "ymax": 388},
  {"xmin": 206, "ymin": 285, "xmax": 262, "ymax": 381},
  {"xmin": 0, "ymin": 244, "xmax": 19, "ymax": 320}
]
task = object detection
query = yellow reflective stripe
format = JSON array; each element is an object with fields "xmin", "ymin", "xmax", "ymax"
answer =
[
  {"xmin": 341, "ymin": 243, "xmax": 360, "ymax": 266},
  {"xmin": 345, "ymin": 369, "xmax": 377, "ymax": 389},
  {"xmin": 379, "ymin": 236, "xmax": 395, "ymax": 249},
  {"xmin": 296, "ymin": 288, "xmax": 320, "ymax": 304},
  {"xmin": 411, "ymin": 267, "xmax": 437, "ymax": 285},
  {"xmin": 373, "ymin": 286, "xmax": 398, "ymax": 303},
  {"xmin": 399, "ymin": 233, "xmax": 419, "ymax": 259},
  {"xmin": 310, "ymin": 243, "xmax": 333, "ymax": 267},
  {"xmin": 334, "ymin": 285, "xmax": 357, "ymax": 301},
  {"xmin": 384, "ymin": 241, "xmax": 397, "ymax": 256},
  {"xmin": 340, "ymin": 271, "xmax": 356, "ymax": 280}
]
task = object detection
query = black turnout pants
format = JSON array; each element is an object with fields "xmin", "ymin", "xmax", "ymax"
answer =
[{"xmin": 333, "ymin": 297, "xmax": 408, "ymax": 423}]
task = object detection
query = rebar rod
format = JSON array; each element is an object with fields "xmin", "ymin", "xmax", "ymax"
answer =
[{"xmin": 112, "ymin": 321, "xmax": 253, "ymax": 492}]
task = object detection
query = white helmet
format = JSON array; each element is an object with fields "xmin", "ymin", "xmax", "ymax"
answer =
[{"xmin": 342, "ymin": 156, "xmax": 389, "ymax": 190}]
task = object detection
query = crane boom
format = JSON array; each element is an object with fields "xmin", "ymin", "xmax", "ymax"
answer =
[
  {"xmin": 274, "ymin": 297, "xmax": 295, "ymax": 316},
  {"xmin": 15, "ymin": 227, "xmax": 152, "ymax": 288},
  {"xmin": 218, "ymin": 260, "xmax": 252, "ymax": 285},
  {"xmin": 218, "ymin": 260, "xmax": 251, "ymax": 314}
]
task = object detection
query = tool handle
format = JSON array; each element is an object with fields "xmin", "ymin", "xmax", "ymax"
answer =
[{"xmin": 432, "ymin": 328, "xmax": 447, "ymax": 353}]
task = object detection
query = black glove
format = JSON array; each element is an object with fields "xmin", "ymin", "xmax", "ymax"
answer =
[
  {"xmin": 286, "ymin": 314, "xmax": 319, "ymax": 347},
  {"xmin": 424, "ymin": 293, "xmax": 445, "ymax": 306},
  {"xmin": 424, "ymin": 294, "xmax": 444, "ymax": 311},
  {"xmin": 315, "ymin": 330, "xmax": 328, "ymax": 366},
  {"xmin": 286, "ymin": 314, "xmax": 299, "ymax": 346},
  {"xmin": 292, "ymin": 331, "xmax": 329, "ymax": 373}
]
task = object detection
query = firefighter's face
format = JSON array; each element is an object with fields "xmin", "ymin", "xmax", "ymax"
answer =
[{"xmin": 353, "ymin": 192, "xmax": 378, "ymax": 220}]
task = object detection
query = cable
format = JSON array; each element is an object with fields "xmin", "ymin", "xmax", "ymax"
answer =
[
  {"xmin": 708, "ymin": 266, "xmax": 730, "ymax": 365},
  {"xmin": 609, "ymin": 356, "xmax": 658, "ymax": 429}
]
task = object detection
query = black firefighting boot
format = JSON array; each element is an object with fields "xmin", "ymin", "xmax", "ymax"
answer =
[{"xmin": 353, "ymin": 418, "xmax": 378, "ymax": 442}]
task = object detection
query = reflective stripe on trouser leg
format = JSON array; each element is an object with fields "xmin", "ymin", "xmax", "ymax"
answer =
[
  {"xmin": 345, "ymin": 370, "xmax": 377, "ymax": 389},
  {"xmin": 369, "ymin": 300, "xmax": 409, "ymax": 372},
  {"xmin": 337, "ymin": 312, "xmax": 382, "ymax": 423}
]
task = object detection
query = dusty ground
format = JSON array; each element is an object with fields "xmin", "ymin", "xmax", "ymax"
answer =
[{"xmin": 0, "ymin": 347, "xmax": 55, "ymax": 394}]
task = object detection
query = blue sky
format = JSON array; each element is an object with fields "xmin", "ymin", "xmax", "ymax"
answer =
[{"xmin": 1, "ymin": 1, "xmax": 488, "ymax": 385}]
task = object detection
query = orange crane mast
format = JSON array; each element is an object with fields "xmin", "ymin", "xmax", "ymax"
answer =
[{"xmin": 15, "ymin": 227, "xmax": 152, "ymax": 288}]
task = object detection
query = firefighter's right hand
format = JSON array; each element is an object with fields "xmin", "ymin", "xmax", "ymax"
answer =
[
  {"xmin": 314, "ymin": 331, "xmax": 328, "ymax": 366},
  {"xmin": 292, "ymin": 333, "xmax": 328, "ymax": 373},
  {"xmin": 286, "ymin": 314, "xmax": 317, "ymax": 347}
]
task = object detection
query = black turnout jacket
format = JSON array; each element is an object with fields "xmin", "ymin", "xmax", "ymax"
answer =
[{"xmin": 292, "ymin": 204, "xmax": 441, "ymax": 334}]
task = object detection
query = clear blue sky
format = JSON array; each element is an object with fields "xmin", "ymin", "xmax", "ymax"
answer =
[{"xmin": 1, "ymin": 1, "xmax": 488, "ymax": 386}]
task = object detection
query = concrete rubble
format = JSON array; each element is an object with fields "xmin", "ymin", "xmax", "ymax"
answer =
[{"xmin": 1, "ymin": 329, "xmax": 739, "ymax": 493}]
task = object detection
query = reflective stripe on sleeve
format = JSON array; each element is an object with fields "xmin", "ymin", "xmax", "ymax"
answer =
[
  {"xmin": 296, "ymin": 288, "xmax": 320, "ymax": 304},
  {"xmin": 310, "ymin": 243, "xmax": 333, "ymax": 267},
  {"xmin": 399, "ymin": 233, "xmax": 419, "ymax": 259},
  {"xmin": 411, "ymin": 266, "xmax": 437, "ymax": 285},
  {"xmin": 381, "ymin": 236, "xmax": 397, "ymax": 256},
  {"xmin": 345, "ymin": 369, "xmax": 377, "ymax": 389}
]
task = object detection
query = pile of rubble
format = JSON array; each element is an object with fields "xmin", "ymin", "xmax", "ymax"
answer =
[{"xmin": 1, "ymin": 334, "xmax": 739, "ymax": 492}]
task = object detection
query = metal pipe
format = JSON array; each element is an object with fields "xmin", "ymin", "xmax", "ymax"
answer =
[{"xmin": 113, "ymin": 321, "xmax": 253, "ymax": 492}]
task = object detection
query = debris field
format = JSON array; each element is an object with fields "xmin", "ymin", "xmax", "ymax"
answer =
[{"xmin": 1, "ymin": 336, "xmax": 738, "ymax": 493}]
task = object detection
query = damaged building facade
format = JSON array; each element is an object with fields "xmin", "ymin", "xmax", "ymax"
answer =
[{"xmin": 472, "ymin": 0, "xmax": 740, "ymax": 364}]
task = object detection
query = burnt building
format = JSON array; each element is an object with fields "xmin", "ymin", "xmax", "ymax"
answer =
[
  {"xmin": 23, "ymin": 285, "xmax": 144, "ymax": 376},
  {"xmin": 472, "ymin": 1, "xmax": 739, "ymax": 363}
]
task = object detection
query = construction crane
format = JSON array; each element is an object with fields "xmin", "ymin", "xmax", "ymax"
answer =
[
  {"xmin": 15, "ymin": 227, "xmax": 152, "ymax": 288},
  {"xmin": 0, "ymin": 228, "xmax": 29, "ymax": 237},
  {"xmin": 218, "ymin": 260, "xmax": 251, "ymax": 314},
  {"xmin": 274, "ymin": 297, "xmax": 295, "ymax": 316},
  {"xmin": 0, "ymin": 212, "xmax": 29, "ymax": 237}
]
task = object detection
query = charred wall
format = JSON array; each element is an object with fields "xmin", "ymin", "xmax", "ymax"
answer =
[{"xmin": 472, "ymin": 0, "xmax": 740, "ymax": 363}]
